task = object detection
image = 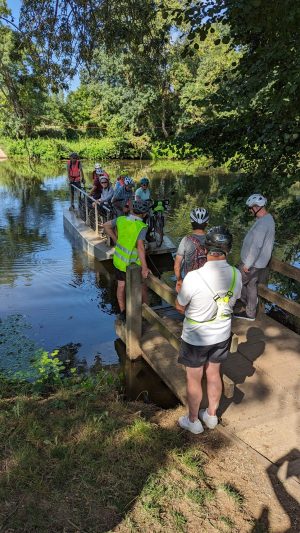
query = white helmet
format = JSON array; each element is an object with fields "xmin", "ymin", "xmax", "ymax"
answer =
[
  {"xmin": 246, "ymin": 194, "xmax": 267, "ymax": 208},
  {"xmin": 124, "ymin": 176, "xmax": 134, "ymax": 186},
  {"xmin": 190, "ymin": 207, "xmax": 209, "ymax": 224},
  {"xmin": 95, "ymin": 163, "xmax": 101, "ymax": 169}
]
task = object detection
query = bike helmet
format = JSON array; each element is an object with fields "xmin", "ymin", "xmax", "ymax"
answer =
[
  {"xmin": 205, "ymin": 226, "xmax": 232, "ymax": 254},
  {"xmin": 140, "ymin": 177, "xmax": 149, "ymax": 186},
  {"xmin": 95, "ymin": 163, "xmax": 101, "ymax": 169},
  {"xmin": 124, "ymin": 176, "xmax": 134, "ymax": 186},
  {"xmin": 69, "ymin": 152, "xmax": 78, "ymax": 159},
  {"xmin": 190, "ymin": 207, "xmax": 209, "ymax": 224},
  {"xmin": 246, "ymin": 194, "xmax": 267, "ymax": 207},
  {"xmin": 132, "ymin": 200, "xmax": 150, "ymax": 214}
]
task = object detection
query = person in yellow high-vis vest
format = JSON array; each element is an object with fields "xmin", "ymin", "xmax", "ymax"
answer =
[{"xmin": 103, "ymin": 200, "xmax": 150, "ymax": 321}]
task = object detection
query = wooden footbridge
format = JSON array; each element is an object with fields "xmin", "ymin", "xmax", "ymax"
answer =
[{"xmin": 116, "ymin": 258, "xmax": 300, "ymax": 472}]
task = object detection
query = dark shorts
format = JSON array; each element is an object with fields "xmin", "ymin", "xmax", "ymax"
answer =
[
  {"xmin": 114, "ymin": 266, "xmax": 126, "ymax": 281},
  {"xmin": 178, "ymin": 337, "xmax": 231, "ymax": 368},
  {"xmin": 69, "ymin": 180, "xmax": 81, "ymax": 189}
]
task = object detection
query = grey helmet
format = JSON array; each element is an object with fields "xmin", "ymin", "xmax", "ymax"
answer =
[
  {"xmin": 190, "ymin": 207, "xmax": 209, "ymax": 224},
  {"xmin": 132, "ymin": 200, "xmax": 150, "ymax": 214},
  {"xmin": 246, "ymin": 194, "xmax": 267, "ymax": 207},
  {"xmin": 205, "ymin": 226, "xmax": 232, "ymax": 254}
]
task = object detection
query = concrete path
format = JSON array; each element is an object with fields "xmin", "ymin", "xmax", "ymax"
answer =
[{"xmin": 221, "ymin": 315, "xmax": 300, "ymax": 470}]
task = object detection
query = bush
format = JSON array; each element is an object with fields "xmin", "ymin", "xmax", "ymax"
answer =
[
  {"xmin": 0, "ymin": 135, "xmax": 211, "ymax": 162},
  {"xmin": 151, "ymin": 140, "xmax": 210, "ymax": 163}
]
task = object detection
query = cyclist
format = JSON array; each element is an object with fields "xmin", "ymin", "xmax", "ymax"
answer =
[
  {"xmin": 111, "ymin": 176, "xmax": 135, "ymax": 216},
  {"xmin": 67, "ymin": 152, "xmax": 85, "ymax": 209},
  {"xmin": 93, "ymin": 176, "xmax": 114, "ymax": 219},
  {"xmin": 234, "ymin": 194, "xmax": 275, "ymax": 321},
  {"xmin": 175, "ymin": 226, "xmax": 242, "ymax": 434},
  {"xmin": 103, "ymin": 200, "xmax": 151, "ymax": 321},
  {"xmin": 135, "ymin": 177, "xmax": 151, "ymax": 202},
  {"xmin": 174, "ymin": 208, "xmax": 209, "ymax": 293},
  {"xmin": 90, "ymin": 164, "xmax": 110, "ymax": 200},
  {"xmin": 114, "ymin": 175, "xmax": 125, "ymax": 191}
]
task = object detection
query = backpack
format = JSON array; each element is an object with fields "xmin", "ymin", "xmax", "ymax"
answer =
[{"xmin": 185, "ymin": 235, "xmax": 207, "ymax": 274}]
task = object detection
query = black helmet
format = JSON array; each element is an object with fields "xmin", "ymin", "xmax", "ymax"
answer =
[
  {"xmin": 69, "ymin": 152, "xmax": 78, "ymax": 159},
  {"xmin": 132, "ymin": 200, "xmax": 150, "ymax": 215},
  {"xmin": 205, "ymin": 226, "xmax": 232, "ymax": 254}
]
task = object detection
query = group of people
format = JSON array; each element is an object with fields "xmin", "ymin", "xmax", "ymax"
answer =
[
  {"xmin": 67, "ymin": 155, "xmax": 276, "ymax": 436},
  {"xmin": 174, "ymin": 195, "xmax": 275, "ymax": 434},
  {"xmin": 103, "ymin": 182, "xmax": 275, "ymax": 435},
  {"xmin": 67, "ymin": 153, "xmax": 151, "ymax": 217}
]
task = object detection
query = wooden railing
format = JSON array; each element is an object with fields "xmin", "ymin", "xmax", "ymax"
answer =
[
  {"xmin": 123, "ymin": 257, "xmax": 300, "ymax": 398},
  {"xmin": 258, "ymin": 257, "xmax": 300, "ymax": 318},
  {"xmin": 124, "ymin": 266, "xmax": 237, "ymax": 397}
]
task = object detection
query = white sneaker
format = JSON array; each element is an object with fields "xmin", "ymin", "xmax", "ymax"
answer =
[
  {"xmin": 199, "ymin": 409, "xmax": 218, "ymax": 430},
  {"xmin": 178, "ymin": 415, "xmax": 204, "ymax": 434}
]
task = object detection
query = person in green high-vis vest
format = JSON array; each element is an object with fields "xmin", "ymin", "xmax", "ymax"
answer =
[{"xmin": 103, "ymin": 201, "xmax": 151, "ymax": 321}]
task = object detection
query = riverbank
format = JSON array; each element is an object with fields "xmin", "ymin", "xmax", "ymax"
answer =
[
  {"xmin": 0, "ymin": 136, "xmax": 211, "ymax": 164},
  {"xmin": 1, "ymin": 374, "xmax": 298, "ymax": 533}
]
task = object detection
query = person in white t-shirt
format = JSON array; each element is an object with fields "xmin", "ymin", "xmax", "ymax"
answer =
[{"xmin": 175, "ymin": 226, "xmax": 242, "ymax": 435}]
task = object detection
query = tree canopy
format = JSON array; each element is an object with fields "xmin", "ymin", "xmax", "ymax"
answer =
[{"xmin": 0, "ymin": 0, "xmax": 299, "ymax": 258}]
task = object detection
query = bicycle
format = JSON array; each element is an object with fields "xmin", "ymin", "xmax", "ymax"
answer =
[{"xmin": 147, "ymin": 199, "xmax": 170, "ymax": 248}]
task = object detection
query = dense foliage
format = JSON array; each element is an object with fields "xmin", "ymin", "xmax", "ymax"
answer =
[{"xmin": 0, "ymin": 0, "xmax": 299, "ymax": 258}]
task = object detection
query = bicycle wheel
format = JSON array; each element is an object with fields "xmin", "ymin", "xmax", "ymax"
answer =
[{"xmin": 154, "ymin": 214, "xmax": 164, "ymax": 247}]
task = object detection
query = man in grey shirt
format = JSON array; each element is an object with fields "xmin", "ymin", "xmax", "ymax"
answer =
[
  {"xmin": 234, "ymin": 194, "xmax": 275, "ymax": 321},
  {"xmin": 174, "ymin": 208, "xmax": 209, "ymax": 293}
]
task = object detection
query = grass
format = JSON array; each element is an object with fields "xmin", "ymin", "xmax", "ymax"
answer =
[
  {"xmin": 220, "ymin": 483, "xmax": 245, "ymax": 507},
  {"xmin": 219, "ymin": 515, "xmax": 235, "ymax": 530},
  {"xmin": 170, "ymin": 510, "xmax": 188, "ymax": 532},
  {"xmin": 0, "ymin": 372, "xmax": 256, "ymax": 532},
  {"xmin": 187, "ymin": 487, "xmax": 215, "ymax": 505}
]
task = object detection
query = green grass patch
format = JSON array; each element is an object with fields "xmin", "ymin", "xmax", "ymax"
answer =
[
  {"xmin": 170, "ymin": 509, "xmax": 188, "ymax": 532},
  {"xmin": 219, "ymin": 514, "xmax": 235, "ymax": 530},
  {"xmin": 177, "ymin": 448, "xmax": 206, "ymax": 478},
  {"xmin": 187, "ymin": 487, "xmax": 215, "ymax": 505},
  {"xmin": 220, "ymin": 482, "xmax": 245, "ymax": 507}
]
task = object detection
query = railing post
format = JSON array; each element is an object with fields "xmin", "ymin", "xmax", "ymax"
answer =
[
  {"xmin": 85, "ymin": 195, "xmax": 88, "ymax": 224},
  {"xmin": 126, "ymin": 265, "xmax": 142, "ymax": 359},
  {"xmin": 95, "ymin": 202, "xmax": 99, "ymax": 234}
]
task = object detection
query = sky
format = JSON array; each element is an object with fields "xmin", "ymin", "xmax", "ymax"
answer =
[
  {"xmin": 6, "ymin": 0, "xmax": 80, "ymax": 91},
  {"xmin": 6, "ymin": 0, "xmax": 21, "ymax": 23}
]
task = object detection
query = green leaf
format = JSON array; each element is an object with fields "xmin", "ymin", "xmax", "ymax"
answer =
[{"xmin": 222, "ymin": 36, "xmax": 230, "ymax": 45}]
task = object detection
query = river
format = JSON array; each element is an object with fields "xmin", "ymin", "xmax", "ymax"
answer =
[{"xmin": 0, "ymin": 159, "xmax": 241, "ymax": 374}]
